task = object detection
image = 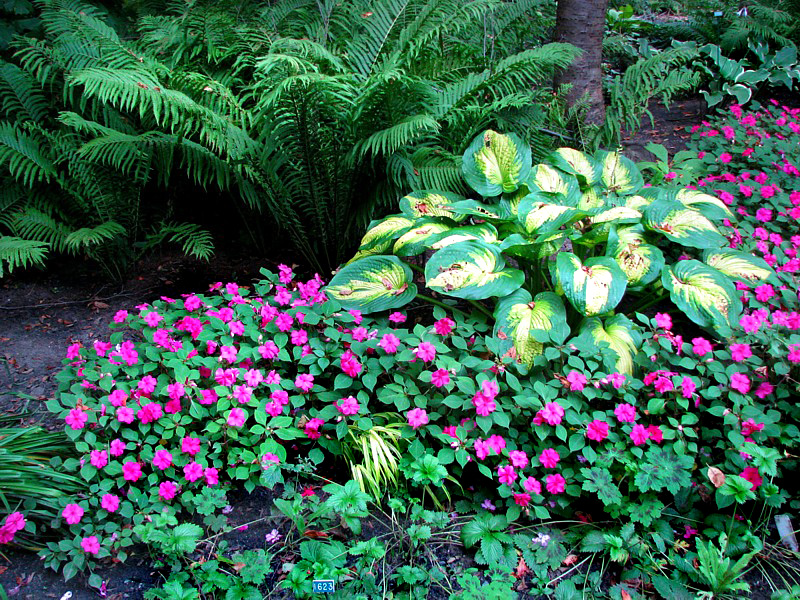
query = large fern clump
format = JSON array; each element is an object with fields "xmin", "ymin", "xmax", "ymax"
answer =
[{"xmin": 0, "ymin": 0, "xmax": 578, "ymax": 276}]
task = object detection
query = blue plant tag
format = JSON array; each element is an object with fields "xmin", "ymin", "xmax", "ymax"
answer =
[{"xmin": 312, "ymin": 579, "xmax": 336, "ymax": 593}]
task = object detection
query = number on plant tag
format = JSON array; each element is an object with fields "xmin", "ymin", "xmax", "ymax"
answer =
[{"xmin": 312, "ymin": 579, "xmax": 335, "ymax": 593}]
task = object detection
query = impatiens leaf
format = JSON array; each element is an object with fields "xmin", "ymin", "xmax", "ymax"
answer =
[
  {"xmin": 702, "ymin": 249, "xmax": 774, "ymax": 283},
  {"xmin": 642, "ymin": 198, "xmax": 727, "ymax": 249},
  {"xmin": 581, "ymin": 467, "xmax": 622, "ymax": 506},
  {"xmin": 595, "ymin": 150, "xmax": 644, "ymax": 195},
  {"xmin": 517, "ymin": 192, "xmax": 584, "ymax": 235},
  {"xmin": 425, "ymin": 240, "xmax": 524, "ymax": 299},
  {"xmin": 574, "ymin": 314, "xmax": 641, "ymax": 375},
  {"xmin": 548, "ymin": 148, "xmax": 601, "ymax": 187},
  {"xmin": 662, "ymin": 259, "xmax": 742, "ymax": 328},
  {"xmin": 462, "ymin": 130, "xmax": 532, "ymax": 196},
  {"xmin": 555, "ymin": 252, "xmax": 627, "ymax": 316},
  {"xmin": 493, "ymin": 289, "xmax": 568, "ymax": 367},
  {"xmin": 527, "ymin": 164, "xmax": 582, "ymax": 205},
  {"xmin": 399, "ymin": 190, "xmax": 465, "ymax": 220},
  {"xmin": 393, "ymin": 219, "xmax": 453, "ymax": 257},
  {"xmin": 607, "ymin": 225, "xmax": 665, "ymax": 287},
  {"xmin": 326, "ymin": 256, "xmax": 417, "ymax": 313}
]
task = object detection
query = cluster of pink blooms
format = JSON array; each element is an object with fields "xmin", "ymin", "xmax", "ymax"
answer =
[{"xmin": 0, "ymin": 512, "xmax": 25, "ymax": 544}]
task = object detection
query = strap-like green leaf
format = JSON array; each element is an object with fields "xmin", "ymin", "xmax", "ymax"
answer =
[
  {"xmin": 462, "ymin": 130, "xmax": 531, "ymax": 197},
  {"xmin": 643, "ymin": 199, "xmax": 727, "ymax": 249},
  {"xmin": 327, "ymin": 256, "xmax": 417, "ymax": 314},
  {"xmin": 493, "ymin": 289, "xmax": 568, "ymax": 367},
  {"xmin": 662, "ymin": 260, "xmax": 742, "ymax": 328},
  {"xmin": 425, "ymin": 240, "xmax": 524, "ymax": 299},
  {"xmin": 555, "ymin": 252, "xmax": 628, "ymax": 316}
]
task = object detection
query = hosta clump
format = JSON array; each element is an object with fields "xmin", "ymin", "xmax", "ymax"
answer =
[{"xmin": 330, "ymin": 129, "xmax": 753, "ymax": 372}]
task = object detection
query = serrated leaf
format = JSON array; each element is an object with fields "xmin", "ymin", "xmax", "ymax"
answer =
[{"xmin": 581, "ymin": 467, "xmax": 622, "ymax": 506}]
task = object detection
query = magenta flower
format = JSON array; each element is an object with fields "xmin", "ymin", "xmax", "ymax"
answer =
[
  {"xmin": 181, "ymin": 436, "xmax": 201, "ymax": 456},
  {"xmin": 90, "ymin": 450, "xmax": 108, "ymax": 469},
  {"xmin": 681, "ymin": 376, "xmax": 697, "ymax": 399},
  {"xmin": 474, "ymin": 438, "xmax": 489, "ymax": 460},
  {"xmin": 497, "ymin": 465, "xmax": 517, "ymax": 485},
  {"xmin": 614, "ymin": 403, "xmax": 636, "ymax": 423},
  {"xmin": 101, "ymin": 494, "xmax": 120, "ymax": 513},
  {"xmin": 586, "ymin": 420, "xmax": 609, "ymax": 442},
  {"xmin": 430, "ymin": 368, "xmax": 451, "ymax": 388},
  {"xmin": 65, "ymin": 408, "xmax": 87, "ymax": 430},
  {"xmin": 692, "ymin": 337, "xmax": 712, "ymax": 356},
  {"xmin": 566, "ymin": 371, "xmax": 587, "ymax": 391},
  {"xmin": 545, "ymin": 474, "xmax": 566, "ymax": 494},
  {"xmin": 108, "ymin": 390, "xmax": 127, "ymax": 406},
  {"xmin": 304, "ymin": 417, "xmax": 324, "ymax": 439},
  {"xmin": 522, "ymin": 476, "xmax": 541, "ymax": 495},
  {"xmin": 81, "ymin": 536, "xmax": 101, "ymax": 555},
  {"xmin": 730, "ymin": 344, "xmax": 752, "ymax": 362},
  {"xmin": 116, "ymin": 406, "xmax": 134, "ymax": 424},
  {"xmin": 539, "ymin": 402, "xmax": 564, "ymax": 426},
  {"xmin": 654, "ymin": 313, "xmax": 672, "ymax": 330},
  {"xmin": 433, "ymin": 317, "xmax": 455, "ymax": 336},
  {"xmin": 122, "ymin": 461, "xmax": 142, "ymax": 482},
  {"xmin": 407, "ymin": 408, "xmax": 429, "ymax": 429},
  {"xmin": 66, "ymin": 343, "xmax": 81, "ymax": 360},
  {"xmin": 4, "ymin": 512, "xmax": 24, "ymax": 533},
  {"xmin": 630, "ymin": 424, "xmax": 650, "ymax": 446},
  {"xmin": 539, "ymin": 448, "xmax": 560, "ymax": 469},
  {"xmin": 414, "ymin": 342, "xmax": 436, "ymax": 362},
  {"xmin": 62, "ymin": 503, "xmax": 84, "ymax": 525},
  {"xmin": 509, "ymin": 450, "xmax": 529, "ymax": 469},
  {"xmin": 388, "ymin": 312, "xmax": 406, "ymax": 324},
  {"xmin": 740, "ymin": 466, "xmax": 763, "ymax": 490},
  {"xmin": 730, "ymin": 372, "xmax": 751, "ymax": 394},
  {"xmin": 184, "ymin": 461, "xmax": 204, "ymax": 482},
  {"xmin": 227, "ymin": 408, "xmax": 246, "ymax": 427},
  {"xmin": 647, "ymin": 425, "xmax": 663, "ymax": 443},
  {"xmin": 755, "ymin": 382, "xmax": 774, "ymax": 398},
  {"xmin": 294, "ymin": 374, "xmax": 314, "ymax": 392},
  {"xmin": 109, "ymin": 439, "xmax": 125, "ymax": 457},
  {"xmin": 262, "ymin": 453, "xmax": 280, "ymax": 468},
  {"xmin": 205, "ymin": 467, "xmax": 219, "ymax": 486},
  {"xmin": 513, "ymin": 492, "xmax": 531, "ymax": 507},
  {"xmin": 152, "ymin": 450, "xmax": 173, "ymax": 471},
  {"xmin": 335, "ymin": 396, "xmax": 360, "ymax": 416},
  {"xmin": 159, "ymin": 481, "xmax": 178, "ymax": 501},
  {"xmin": 378, "ymin": 333, "xmax": 400, "ymax": 353}
]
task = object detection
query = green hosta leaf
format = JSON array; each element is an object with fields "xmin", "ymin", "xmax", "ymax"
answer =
[
  {"xmin": 393, "ymin": 219, "xmax": 453, "ymax": 257},
  {"xmin": 555, "ymin": 252, "xmax": 627, "ymax": 316},
  {"xmin": 500, "ymin": 185, "xmax": 532, "ymax": 218},
  {"xmin": 349, "ymin": 215, "xmax": 415, "ymax": 262},
  {"xmin": 596, "ymin": 150, "xmax": 643, "ymax": 195},
  {"xmin": 399, "ymin": 190, "xmax": 465, "ymax": 220},
  {"xmin": 527, "ymin": 164, "xmax": 581, "ymax": 205},
  {"xmin": 574, "ymin": 314, "xmax": 641, "ymax": 375},
  {"xmin": 445, "ymin": 199, "xmax": 507, "ymax": 221},
  {"xmin": 518, "ymin": 193, "xmax": 584, "ymax": 235},
  {"xmin": 548, "ymin": 147, "xmax": 601, "ymax": 186},
  {"xmin": 581, "ymin": 467, "xmax": 622, "ymax": 506},
  {"xmin": 500, "ymin": 232, "xmax": 566, "ymax": 261},
  {"xmin": 607, "ymin": 225, "xmax": 665, "ymax": 287},
  {"xmin": 327, "ymin": 256, "xmax": 417, "ymax": 313},
  {"xmin": 662, "ymin": 260, "xmax": 742, "ymax": 328},
  {"xmin": 702, "ymin": 249, "xmax": 774, "ymax": 283},
  {"xmin": 643, "ymin": 199, "xmax": 727, "ymax": 249},
  {"xmin": 589, "ymin": 206, "xmax": 642, "ymax": 226},
  {"xmin": 493, "ymin": 289, "xmax": 568, "ymax": 366},
  {"xmin": 578, "ymin": 186, "xmax": 604, "ymax": 210},
  {"xmin": 425, "ymin": 240, "xmax": 524, "ymax": 300},
  {"xmin": 430, "ymin": 223, "xmax": 498, "ymax": 249},
  {"xmin": 671, "ymin": 188, "xmax": 734, "ymax": 220},
  {"xmin": 462, "ymin": 130, "xmax": 532, "ymax": 196},
  {"xmin": 625, "ymin": 193, "xmax": 656, "ymax": 212}
]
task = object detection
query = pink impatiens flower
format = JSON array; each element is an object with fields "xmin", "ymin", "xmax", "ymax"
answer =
[
  {"xmin": 159, "ymin": 481, "xmax": 178, "ymax": 501},
  {"xmin": 90, "ymin": 450, "xmax": 108, "ymax": 469},
  {"xmin": 566, "ymin": 371, "xmax": 587, "ymax": 391},
  {"xmin": 523, "ymin": 476, "xmax": 542, "ymax": 495},
  {"xmin": 586, "ymin": 420, "xmax": 609, "ymax": 442},
  {"xmin": 378, "ymin": 333, "xmax": 400, "ymax": 353},
  {"xmin": 414, "ymin": 342, "xmax": 436, "ymax": 362},
  {"xmin": 508, "ymin": 450, "xmax": 529, "ymax": 469},
  {"xmin": 109, "ymin": 439, "xmax": 125, "ymax": 457},
  {"xmin": 730, "ymin": 344, "xmax": 752, "ymax": 362},
  {"xmin": 407, "ymin": 408, "xmax": 429, "ymax": 429},
  {"xmin": 184, "ymin": 461, "xmax": 204, "ymax": 482},
  {"xmin": 430, "ymin": 369, "xmax": 451, "ymax": 388},
  {"xmin": 433, "ymin": 317, "xmax": 455, "ymax": 336},
  {"xmin": 294, "ymin": 374, "xmax": 314, "ymax": 392},
  {"xmin": 497, "ymin": 465, "xmax": 517, "ymax": 485},
  {"xmin": 545, "ymin": 474, "xmax": 566, "ymax": 494},
  {"xmin": 539, "ymin": 448, "xmax": 560, "ymax": 468},
  {"xmin": 730, "ymin": 372, "xmax": 751, "ymax": 394},
  {"xmin": 62, "ymin": 503, "xmax": 84, "ymax": 525},
  {"xmin": 101, "ymin": 494, "xmax": 120, "ymax": 513},
  {"xmin": 513, "ymin": 493, "xmax": 531, "ymax": 507},
  {"xmin": 182, "ymin": 436, "xmax": 201, "ymax": 456},
  {"xmin": 335, "ymin": 396, "xmax": 360, "ymax": 416},
  {"xmin": 654, "ymin": 313, "xmax": 672, "ymax": 330},
  {"xmin": 81, "ymin": 536, "xmax": 101, "ymax": 555},
  {"xmin": 740, "ymin": 466, "xmax": 763, "ymax": 490},
  {"xmin": 152, "ymin": 450, "xmax": 173, "ymax": 471},
  {"xmin": 630, "ymin": 424, "xmax": 650, "ymax": 446},
  {"xmin": 65, "ymin": 408, "xmax": 87, "ymax": 430},
  {"xmin": 614, "ymin": 403, "xmax": 636, "ymax": 423},
  {"xmin": 539, "ymin": 402, "xmax": 565, "ymax": 426},
  {"xmin": 692, "ymin": 337, "xmax": 713, "ymax": 356},
  {"xmin": 122, "ymin": 461, "xmax": 142, "ymax": 482},
  {"xmin": 304, "ymin": 417, "xmax": 324, "ymax": 439},
  {"xmin": 227, "ymin": 408, "xmax": 246, "ymax": 427}
]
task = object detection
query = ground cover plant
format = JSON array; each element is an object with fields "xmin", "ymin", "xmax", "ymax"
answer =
[{"xmin": 8, "ymin": 101, "xmax": 795, "ymax": 598}]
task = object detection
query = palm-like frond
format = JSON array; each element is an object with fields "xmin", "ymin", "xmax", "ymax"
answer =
[{"xmin": 0, "ymin": 236, "xmax": 49, "ymax": 276}]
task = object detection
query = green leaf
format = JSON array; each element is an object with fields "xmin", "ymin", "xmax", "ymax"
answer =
[
  {"xmin": 548, "ymin": 147, "xmax": 601, "ymax": 186},
  {"xmin": 399, "ymin": 190, "xmax": 465, "ymax": 220},
  {"xmin": 349, "ymin": 215, "xmax": 415, "ymax": 259},
  {"xmin": 581, "ymin": 467, "xmax": 622, "ymax": 506},
  {"xmin": 326, "ymin": 256, "xmax": 417, "ymax": 313},
  {"xmin": 595, "ymin": 150, "xmax": 643, "ymax": 195},
  {"xmin": 574, "ymin": 314, "xmax": 641, "ymax": 375},
  {"xmin": 555, "ymin": 252, "xmax": 627, "ymax": 316},
  {"xmin": 462, "ymin": 130, "xmax": 532, "ymax": 196},
  {"xmin": 393, "ymin": 219, "xmax": 453, "ymax": 257},
  {"xmin": 671, "ymin": 188, "xmax": 733, "ymax": 220},
  {"xmin": 643, "ymin": 199, "xmax": 727, "ymax": 249},
  {"xmin": 425, "ymin": 240, "xmax": 524, "ymax": 300},
  {"xmin": 703, "ymin": 249, "xmax": 774, "ymax": 283},
  {"xmin": 607, "ymin": 225, "xmax": 665, "ymax": 287},
  {"xmin": 662, "ymin": 260, "xmax": 742, "ymax": 328},
  {"xmin": 493, "ymin": 289, "xmax": 568, "ymax": 366},
  {"xmin": 517, "ymin": 192, "xmax": 584, "ymax": 235},
  {"xmin": 527, "ymin": 164, "xmax": 582, "ymax": 205}
]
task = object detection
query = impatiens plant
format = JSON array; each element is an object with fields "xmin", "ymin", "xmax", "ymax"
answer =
[{"xmin": 328, "ymin": 129, "xmax": 756, "ymax": 373}]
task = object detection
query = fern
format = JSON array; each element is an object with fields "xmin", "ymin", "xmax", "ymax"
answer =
[
  {"xmin": 64, "ymin": 221, "xmax": 125, "ymax": 251},
  {"xmin": 144, "ymin": 221, "xmax": 214, "ymax": 260},
  {"xmin": 0, "ymin": 236, "xmax": 49, "ymax": 276},
  {"xmin": 0, "ymin": 122, "xmax": 56, "ymax": 186}
]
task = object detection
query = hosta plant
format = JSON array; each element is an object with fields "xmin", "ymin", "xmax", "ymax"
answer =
[{"xmin": 329, "ymin": 129, "xmax": 760, "ymax": 373}]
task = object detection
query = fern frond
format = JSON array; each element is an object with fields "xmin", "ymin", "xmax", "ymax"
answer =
[
  {"xmin": 346, "ymin": 0, "xmax": 412, "ymax": 79},
  {"xmin": 0, "ymin": 122, "xmax": 56, "ymax": 186},
  {"xmin": 146, "ymin": 221, "xmax": 214, "ymax": 261},
  {"xmin": 8, "ymin": 207, "xmax": 70, "ymax": 252},
  {"xmin": 0, "ymin": 63, "xmax": 50, "ymax": 124},
  {"xmin": 64, "ymin": 221, "xmax": 126, "ymax": 251},
  {"xmin": 0, "ymin": 236, "xmax": 49, "ymax": 277},
  {"xmin": 352, "ymin": 114, "xmax": 440, "ymax": 159}
]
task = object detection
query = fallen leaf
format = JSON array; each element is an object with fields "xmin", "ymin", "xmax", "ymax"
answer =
[
  {"xmin": 303, "ymin": 529, "xmax": 329, "ymax": 539},
  {"xmin": 621, "ymin": 591, "xmax": 632, "ymax": 600},
  {"xmin": 513, "ymin": 557, "xmax": 530, "ymax": 579},
  {"xmin": 232, "ymin": 562, "xmax": 246, "ymax": 573},
  {"xmin": 707, "ymin": 466, "xmax": 726, "ymax": 488},
  {"xmin": 562, "ymin": 554, "xmax": 579, "ymax": 566}
]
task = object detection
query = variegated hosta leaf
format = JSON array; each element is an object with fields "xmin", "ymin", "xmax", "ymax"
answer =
[
  {"xmin": 625, "ymin": 194, "xmax": 654, "ymax": 212},
  {"xmin": 596, "ymin": 150, "xmax": 644, "ymax": 195},
  {"xmin": 501, "ymin": 232, "xmax": 566, "ymax": 261},
  {"xmin": 499, "ymin": 185, "xmax": 532, "ymax": 219},
  {"xmin": 518, "ymin": 193, "xmax": 584, "ymax": 235},
  {"xmin": 607, "ymin": 225, "xmax": 665, "ymax": 287},
  {"xmin": 354, "ymin": 215, "xmax": 415, "ymax": 253},
  {"xmin": 555, "ymin": 252, "xmax": 628, "ymax": 316},
  {"xmin": 393, "ymin": 219, "xmax": 453, "ymax": 257},
  {"xmin": 662, "ymin": 260, "xmax": 743, "ymax": 328},
  {"xmin": 399, "ymin": 191, "xmax": 465, "ymax": 220},
  {"xmin": 671, "ymin": 188, "xmax": 734, "ymax": 221},
  {"xmin": 430, "ymin": 223, "xmax": 497, "ymax": 250},
  {"xmin": 589, "ymin": 206, "xmax": 642, "ymax": 226},
  {"xmin": 578, "ymin": 186, "xmax": 605, "ymax": 210},
  {"xmin": 445, "ymin": 199, "xmax": 507, "ymax": 221},
  {"xmin": 548, "ymin": 147, "xmax": 601, "ymax": 187},
  {"xmin": 425, "ymin": 240, "xmax": 524, "ymax": 299},
  {"xmin": 327, "ymin": 256, "xmax": 417, "ymax": 313},
  {"xmin": 703, "ymin": 249, "xmax": 774, "ymax": 283},
  {"xmin": 462, "ymin": 130, "xmax": 532, "ymax": 197},
  {"xmin": 575, "ymin": 315, "xmax": 642, "ymax": 375},
  {"xmin": 493, "ymin": 289, "xmax": 568, "ymax": 367},
  {"xmin": 642, "ymin": 199, "xmax": 727, "ymax": 249},
  {"xmin": 527, "ymin": 164, "xmax": 582, "ymax": 205}
]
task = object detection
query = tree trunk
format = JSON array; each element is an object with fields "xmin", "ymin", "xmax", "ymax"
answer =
[{"xmin": 553, "ymin": 0, "xmax": 609, "ymax": 126}]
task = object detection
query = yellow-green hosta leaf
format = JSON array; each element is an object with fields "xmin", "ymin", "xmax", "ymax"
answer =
[
  {"xmin": 555, "ymin": 252, "xmax": 628, "ymax": 316},
  {"xmin": 578, "ymin": 186, "xmax": 605, "ymax": 210},
  {"xmin": 527, "ymin": 164, "xmax": 582, "ymax": 205},
  {"xmin": 673, "ymin": 189, "xmax": 734, "ymax": 220},
  {"xmin": 462, "ymin": 130, "xmax": 532, "ymax": 196},
  {"xmin": 430, "ymin": 223, "xmax": 497, "ymax": 250},
  {"xmin": 425, "ymin": 240, "xmax": 524, "ymax": 299},
  {"xmin": 575, "ymin": 315, "xmax": 642, "ymax": 375},
  {"xmin": 607, "ymin": 225, "xmax": 665, "ymax": 287},
  {"xmin": 327, "ymin": 256, "xmax": 417, "ymax": 314},
  {"xmin": 399, "ymin": 191, "xmax": 465, "ymax": 220},
  {"xmin": 355, "ymin": 215, "xmax": 415, "ymax": 253},
  {"xmin": 517, "ymin": 193, "xmax": 584, "ymax": 235},
  {"xmin": 596, "ymin": 150, "xmax": 644, "ymax": 195},
  {"xmin": 393, "ymin": 219, "xmax": 453, "ymax": 257},
  {"xmin": 501, "ymin": 232, "xmax": 566, "ymax": 261},
  {"xmin": 445, "ymin": 199, "xmax": 507, "ymax": 221},
  {"xmin": 493, "ymin": 289, "xmax": 569, "ymax": 367},
  {"xmin": 589, "ymin": 206, "xmax": 642, "ymax": 226},
  {"xmin": 500, "ymin": 185, "xmax": 532, "ymax": 219},
  {"xmin": 549, "ymin": 148, "xmax": 601, "ymax": 186},
  {"xmin": 643, "ymin": 199, "xmax": 727, "ymax": 249},
  {"xmin": 625, "ymin": 194, "xmax": 654, "ymax": 212},
  {"xmin": 662, "ymin": 260, "xmax": 742, "ymax": 328},
  {"xmin": 703, "ymin": 249, "xmax": 774, "ymax": 283}
]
